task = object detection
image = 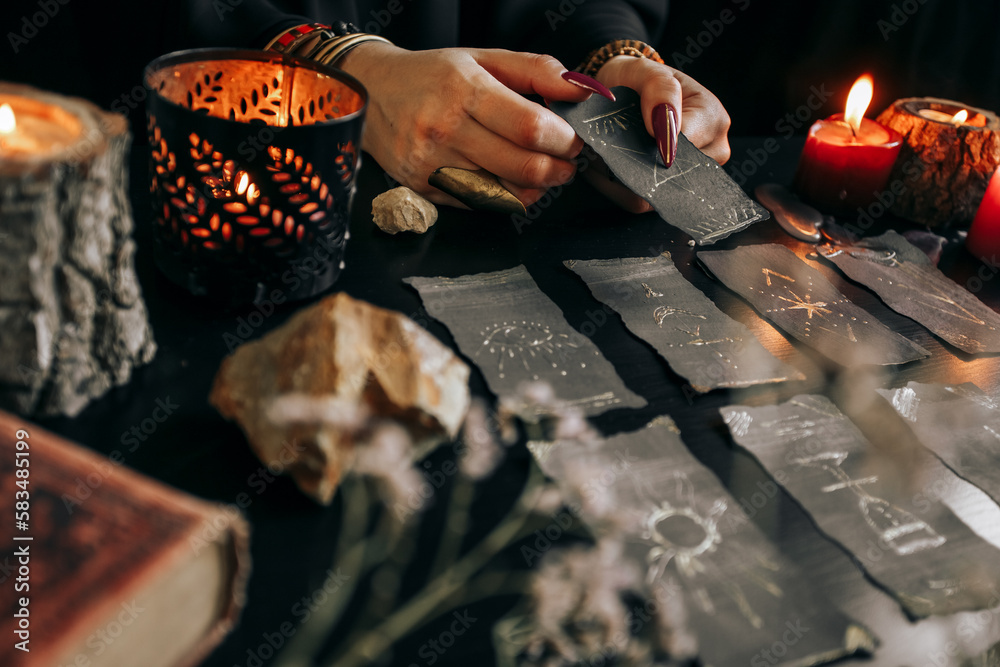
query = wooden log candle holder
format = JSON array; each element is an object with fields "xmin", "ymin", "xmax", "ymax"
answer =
[
  {"xmin": 0, "ymin": 82, "xmax": 156, "ymax": 417},
  {"xmin": 876, "ymin": 97, "xmax": 1000, "ymax": 228}
]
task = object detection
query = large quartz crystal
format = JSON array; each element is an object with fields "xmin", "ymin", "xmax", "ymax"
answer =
[{"xmin": 210, "ymin": 292, "xmax": 470, "ymax": 503}]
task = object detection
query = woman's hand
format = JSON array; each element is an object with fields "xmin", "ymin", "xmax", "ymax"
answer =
[
  {"xmin": 585, "ymin": 56, "xmax": 732, "ymax": 213},
  {"xmin": 339, "ymin": 43, "xmax": 592, "ymax": 208}
]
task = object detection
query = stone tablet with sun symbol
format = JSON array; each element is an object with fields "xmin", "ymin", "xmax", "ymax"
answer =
[
  {"xmin": 530, "ymin": 416, "xmax": 875, "ymax": 666},
  {"xmin": 404, "ymin": 266, "xmax": 646, "ymax": 418},
  {"xmin": 548, "ymin": 87, "xmax": 769, "ymax": 245},
  {"xmin": 699, "ymin": 244, "xmax": 929, "ymax": 366}
]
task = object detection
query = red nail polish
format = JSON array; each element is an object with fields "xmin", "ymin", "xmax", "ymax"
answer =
[
  {"xmin": 653, "ymin": 103, "xmax": 678, "ymax": 168},
  {"xmin": 561, "ymin": 71, "xmax": 615, "ymax": 101}
]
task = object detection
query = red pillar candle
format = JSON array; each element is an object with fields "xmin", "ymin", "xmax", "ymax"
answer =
[
  {"xmin": 794, "ymin": 75, "xmax": 902, "ymax": 215},
  {"xmin": 966, "ymin": 168, "xmax": 1000, "ymax": 261}
]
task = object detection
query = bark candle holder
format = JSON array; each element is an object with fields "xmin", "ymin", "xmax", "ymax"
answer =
[
  {"xmin": 876, "ymin": 97, "xmax": 1000, "ymax": 227},
  {"xmin": 144, "ymin": 49, "xmax": 367, "ymax": 304},
  {"xmin": 0, "ymin": 82, "xmax": 156, "ymax": 417}
]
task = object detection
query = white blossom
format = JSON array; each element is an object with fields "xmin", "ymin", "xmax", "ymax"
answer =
[{"xmin": 459, "ymin": 400, "xmax": 505, "ymax": 480}]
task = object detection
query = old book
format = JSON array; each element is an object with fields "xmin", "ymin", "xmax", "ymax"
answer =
[{"xmin": 0, "ymin": 410, "xmax": 250, "ymax": 667}]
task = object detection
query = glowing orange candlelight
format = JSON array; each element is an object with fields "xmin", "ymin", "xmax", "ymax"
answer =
[
  {"xmin": 844, "ymin": 74, "xmax": 874, "ymax": 136},
  {"xmin": 952, "ymin": 109, "xmax": 969, "ymax": 124},
  {"xmin": 0, "ymin": 104, "xmax": 15, "ymax": 135}
]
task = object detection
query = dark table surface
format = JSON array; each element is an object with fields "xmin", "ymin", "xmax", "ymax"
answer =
[{"xmin": 38, "ymin": 136, "xmax": 1000, "ymax": 667}]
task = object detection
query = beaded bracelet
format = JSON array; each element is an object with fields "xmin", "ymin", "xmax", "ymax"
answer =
[{"xmin": 577, "ymin": 39, "xmax": 665, "ymax": 78}]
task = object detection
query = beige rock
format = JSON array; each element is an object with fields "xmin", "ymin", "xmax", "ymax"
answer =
[
  {"xmin": 210, "ymin": 292, "xmax": 470, "ymax": 504},
  {"xmin": 372, "ymin": 186, "xmax": 438, "ymax": 234}
]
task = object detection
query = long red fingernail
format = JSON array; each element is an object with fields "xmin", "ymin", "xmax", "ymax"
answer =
[
  {"xmin": 653, "ymin": 103, "xmax": 678, "ymax": 168},
  {"xmin": 561, "ymin": 71, "xmax": 615, "ymax": 101}
]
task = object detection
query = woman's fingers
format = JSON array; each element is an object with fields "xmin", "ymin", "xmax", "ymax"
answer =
[
  {"xmin": 463, "ymin": 52, "xmax": 585, "ymax": 160},
  {"xmin": 670, "ymin": 70, "xmax": 732, "ymax": 164},
  {"xmin": 338, "ymin": 44, "xmax": 596, "ymax": 209},
  {"xmin": 595, "ymin": 56, "xmax": 731, "ymax": 166},
  {"xmin": 474, "ymin": 49, "xmax": 590, "ymax": 100},
  {"xmin": 452, "ymin": 119, "xmax": 578, "ymax": 189},
  {"xmin": 581, "ymin": 154, "xmax": 653, "ymax": 214}
]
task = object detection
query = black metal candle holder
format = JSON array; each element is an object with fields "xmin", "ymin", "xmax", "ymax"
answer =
[{"xmin": 144, "ymin": 48, "xmax": 367, "ymax": 304}]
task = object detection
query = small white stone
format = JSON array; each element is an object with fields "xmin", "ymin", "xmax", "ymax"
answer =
[{"xmin": 372, "ymin": 186, "xmax": 438, "ymax": 235}]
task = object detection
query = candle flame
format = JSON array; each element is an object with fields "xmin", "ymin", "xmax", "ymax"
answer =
[
  {"xmin": 236, "ymin": 172, "xmax": 249, "ymax": 196},
  {"xmin": 246, "ymin": 183, "xmax": 260, "ymax": 204},
  {"xmin": 952, "ymin": 109, "xmax": 969, "ymax": 124},
  {"xmin": 0, "ymin": 104, "xmax": 15, "ymax": 134},
  {"xmin": 844, "ymin": 74, "xmax": 874, "ymax": 135}
]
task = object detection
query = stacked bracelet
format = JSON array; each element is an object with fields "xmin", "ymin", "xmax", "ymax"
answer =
[
  {"xmin": 264, "ymin": 22, "xmax": 393, "ymax": 69},
  {"xmin": 577, "ymin": 39, "xmax": 665, "ymax": 78}
]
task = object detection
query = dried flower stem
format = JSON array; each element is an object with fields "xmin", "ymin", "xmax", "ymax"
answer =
[
  {"xmin": 428, "ymin": 473, "xmax": 475, "ymax": 578},
  {"xmin": 326, "ymin": 465, "xmax": 544, "ymax": 667},
  {"xmin": 277, "ymin": 475, "xmax": 376, "ymax": 667}
]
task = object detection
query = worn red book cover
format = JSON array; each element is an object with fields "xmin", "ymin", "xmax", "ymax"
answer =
[{"xmin": 0, "ymin": 410, "xmax": 250, "ymax": 667}]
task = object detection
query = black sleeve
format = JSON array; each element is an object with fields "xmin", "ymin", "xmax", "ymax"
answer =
[
  {"xmin": 175, "ymin": 0, "xmax": 312, "ymax": 50},
  {"xmin": 466, "ymin": 0, "xmax": 669, "ymax": 69}
]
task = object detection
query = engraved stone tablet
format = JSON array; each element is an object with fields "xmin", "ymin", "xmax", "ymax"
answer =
[
  {"xmin": 722, "ymin": 394, "xmax": 1000, "ymax": 618},
  {"xmin": 404, "ymin": 266, "xmax": 646, "ymax": 418},
  {"xmin": 531, "ymin": 417, "xmax": 875, "ymax": 666},
  {"xmin": 699, "ymin": 244, "xmax": 929, "ymax": 366},
  {"xmin": 819, "ymin": 231, "xmax": 1000, "ymax": 354},
  {"xmin": 880, "ymin": 381, "xmax": 1000, "ymax": 506},
  {"xmin": 565, "ymin": 254, "xmax": 803, "ymax": 392},
  {"xmin": 548, "ymin": 87, "xmax": 769, "ymax": 245}
]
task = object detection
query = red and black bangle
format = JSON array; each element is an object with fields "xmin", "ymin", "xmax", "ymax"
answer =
[
  {"xmin": 577, "ymin": 39, "xmax": 666, "ymax": 78},
  {"xmin": 264, "ymin": 23, "xmax": 332, "ymax": 54}
]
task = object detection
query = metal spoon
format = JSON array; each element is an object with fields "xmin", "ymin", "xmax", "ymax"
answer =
[{"xmin": 754, "ymin": 183, "xmax": 823, "ymax": 243}]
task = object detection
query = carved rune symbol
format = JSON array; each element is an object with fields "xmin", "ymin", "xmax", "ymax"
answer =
[
  {"xmin": 633, "ymin": 469, "xmax": 781, "ymax": 629},
  {"xmin": 653, "ymin": 305, "xmax": 706, "ymax": 327},
  {"xmin": 477, "ymin": 321, "xmax": 587, "ymax": 380},
  {"xmin": 642, "ymin": 282, "xmax": 664, "ymax": 298},
  {"xmin": 582, "ymin": 105, "xmax": 640, "ymax": 136},
  {"xmin": 792, "ymin": 451, "xmax": 946, "ymax": 557},
  {"xmin": 762, "ymin": 268, "xmax": 793, "ymax": 286},
  {"xmin": 757, "ymin": 267, "xmax": 860, "ymax": 340},
  {"xmin": 779, "ymin": 291, "xmax": 830, "ymax": 319}
]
